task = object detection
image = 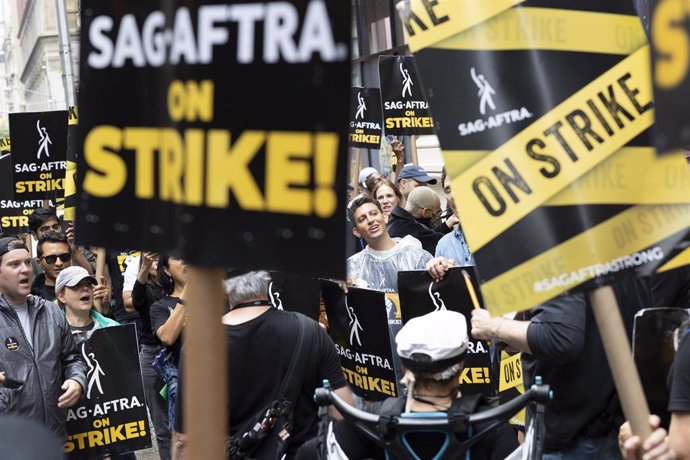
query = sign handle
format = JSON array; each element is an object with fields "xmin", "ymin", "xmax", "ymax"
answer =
[
  {"xmin": 93, "ymin": 248, "xmax": 106, "ymax": 313},
  {"xmin": 184, "ymin": 266, "xmax": 227, "ymax": 459},
  {"xmin": 589, "ymin": 285, "xmax": 652, "ymax": 445}
]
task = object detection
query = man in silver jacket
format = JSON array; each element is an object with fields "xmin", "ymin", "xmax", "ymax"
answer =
[{"xmin": 0, "ymin": 237, "xmax": 86, "ymax": 436}]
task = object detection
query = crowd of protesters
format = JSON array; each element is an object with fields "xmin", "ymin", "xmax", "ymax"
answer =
[{"xmin": 0, "ymin": 143, "xmax": 689, "ymax": 460}]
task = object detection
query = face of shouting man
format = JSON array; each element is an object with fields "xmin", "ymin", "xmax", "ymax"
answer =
[{"xmin": 0, "ymin": 245, "xmax": 33, "ymax": 305}]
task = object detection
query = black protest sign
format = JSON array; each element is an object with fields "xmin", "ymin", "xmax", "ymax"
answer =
[
  {"xmin": 498, "ymin": 351, "xmax": 526, "ymax": 427},
  {"xmin": 0, "ymin": 148, "xmax": 53, "ymax": 234},
  {"xmin": 349, "ymin": 87, "xmax": 383, "ymax": 149},
  {"xmin": 403, "ymin": 0, "xmax": 690, "ymax": 315},
  {"xmin": 378, "ymin": 55, "xmax": 434, "ymax": 135},
  {"xmin": 268, "ymin": 271, "xmax": 321, "ymax": 321},
  {"xmin": 634, "ymin": 307, "xmax": 690, "ymax": 428},
  {"xmin": 63, "ymin": 106, "xmax": 79, "ymax": 222},
  {"xmin": 397, "ymin": 268, "xmax": 493, "ymax": 396},
  {"xmin": 649, "ymin": 0, "xmax": 690, "ymax": 154},
  {"xmin": 64, "ymin": 325, "xmax": 151, "ymax": 458},
  {"xmin": 8, "ymin": 111, "xmax": 67, "ymax": 202},
  {"xmin": 322, "ymin": 281, "xmax": 398, "ymax": 401},
  {"xmin": 77, "ymin": 0, "xmax": 351, "ymax": 278}
]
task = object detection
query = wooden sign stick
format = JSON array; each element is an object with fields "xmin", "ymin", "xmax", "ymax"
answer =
[
  {"xmin": 589, "ymin": 285, "xmax": 652, "ymax": 446},
  {"xmin": 185, "ymin": 266, "xmax": 227, "ymax": 459}
]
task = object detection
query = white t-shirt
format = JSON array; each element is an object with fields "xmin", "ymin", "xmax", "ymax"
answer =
[
  {"xmin": 13, "ymin": 302, "xmax": 33, "ymax": 348},
  {"xmin": 122, "ymin": 254, "xmax": 141, "ymax": 293}
]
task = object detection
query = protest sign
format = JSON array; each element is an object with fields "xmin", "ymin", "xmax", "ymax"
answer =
[
  {"xmin": 402, "ymin": 0, "xmax": 690, "ymax": 316},
  {"xmin": 268, "ymin": 271, "xmax": 321, "ymax": 320},
  {"xmin": 649, "ymin": 0, "xmax": 690, "ymax": 154},
  {"xmin": 499, "ymin": 351, "xmax": 526, "ymax": 427},
  {"xmin": 399, "ymin": 0, "xmax": 690, "ymax": 440},
  {"xmin": 349, "ymin": 87, "xmax": 383, "ymax": 149},
  {"xmin": 322, "ymin": 281, "xmax": 398, "ymax": 401},
  {"xmin": 0, "ymin": 137, "xmax": 9, "ymax": 152},
  {"xmin": 633, "ymin": 307, "xmax": 690, "ymax": 427},
  {"xmin": 8, "ymin": 111, "xmax": 68, "ymax": 202},
  {"xmin": 63, "ymin": 106, "xmax": 79, "ymax": 222},
  {"xmin": 0, "ymin": 147, "xmax": 55, "ymax": 235},
  {"xmin": 379, "ymin": 55, "xmax": 434, "ymax": 136},
  {"xmin": 76, "ymin": 0, "xmax": 351, "ymax": 278},
  {"xmin": 397, "ymin": 268, "xmax": 493, "ymax": 395},
  {"xmin": 64, "ymin": 324, "xmax": 151, "ymax": 459}
]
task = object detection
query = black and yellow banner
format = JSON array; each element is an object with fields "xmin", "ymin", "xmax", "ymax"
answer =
[
  {"xmin": 322, "ymin": 281, "xmax": 399, "ymax": 401},
  {"xmin": 379, "ymin": 55, "xmax": 435, "ymax": 135},
  {"xmin": 77, "ymin": 0, "xmax": 351, "ymax": 277},
  {"xmin": 650, "ymin": 0, "xmax": 690, "ymax": 154},
  {"xmin": 63, "ymin": 106, "xmax": 79, "ymax": 222},
  {"xmin": 397, "ymin": 268, "xmax": 493, "ymax": 396},
  {"xmin": 349, "ymin": 87, "xmax": 383, "ymax": 149},
  {"xmin": 405, "ymin": 0, "xmax": 690, "ymax": 314},
  {"xmin": 64, "ymin": 325, "xmax": 151, "ymax": 458},
  {"xmin": 0, "ymin": 137, "xmax": 9, "ymax": 152}
]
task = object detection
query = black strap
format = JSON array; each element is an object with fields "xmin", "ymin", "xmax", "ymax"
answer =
[
  {"xmin": 276, "ymin": 313, "xmax": 315, "ymax": 403},
  {"xmin": 377, "ymin": 397, "xmax": 407, "ymax": 437},
  {"xmin": 447, "ymin": 394, "xmax": 482, "ymax": 436}
]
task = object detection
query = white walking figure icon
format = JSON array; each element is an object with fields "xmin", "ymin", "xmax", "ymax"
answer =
[
  {"xmin": 355, "ymin": 91, "xmax": 367, "ymax": 119},
  {"xmin": 345, "ymin": 298, "xmax": 363, "ymax": 347},
  {"xmin": 36, "ymin": 119, "xmax": 52, "ymax": 159},
  {"xmin": 471, "ymin": 67, "xmax": 496, "ymax": 116},
  {"xmin": 82, "ymin": 345, "xmax": 105, "ymax": 399},
  {"xmin": 400, "ymin": 63, "xmax": 413, "ymax": 98},
  {"xmin": 428, "ymin": 282, "xmax": 448, "ymax": 311},
  {"xmin": 268, "ymin": 281, "xmax": 284, "ymax": 310}
]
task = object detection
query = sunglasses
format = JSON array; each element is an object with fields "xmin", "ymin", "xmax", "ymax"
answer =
[{"xmin": 41, "ymin": 253, "xmax": 71, "ymax": 265}]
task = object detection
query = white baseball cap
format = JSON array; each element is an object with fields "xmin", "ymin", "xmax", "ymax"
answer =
[
  {"xmin": 55, "ymin": 266, "xmax": 97, "ymax": 294},
  {"xmin": 396, "ymin": 310, "xmax": 469, "ymax": 372}
]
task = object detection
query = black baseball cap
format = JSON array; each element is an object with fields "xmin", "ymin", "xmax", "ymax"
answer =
[{"xmin": 0, "ymin": 237, "xmax": 28, "ymax": 258}]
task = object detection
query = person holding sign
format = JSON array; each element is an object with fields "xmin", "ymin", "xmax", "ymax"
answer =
[
  {"xmin": 0, "ymin": 237, "xmax": 86, "ymax": 436},
  {"xmin": 347, "ymin": 197, "xmax": 434, "ymax": 291},
  {"xmin": 296, "ymin": 310, "xmax": 518, "ymax": 459},
  {"xmin": 55, "ymin": 266, "xmax": 116, "ymax": 346},
  {"xmin": 619, "ymin": 318, "xmax": 690, "ymax": 459},
  {"xmin": 469, "ymin": 280, "xmax": 648, "ymax": 459}
]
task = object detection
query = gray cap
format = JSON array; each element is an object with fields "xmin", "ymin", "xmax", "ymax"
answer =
[{"xmin": 55, "ymin": 266, "xmax": 97, "ymax": 294}]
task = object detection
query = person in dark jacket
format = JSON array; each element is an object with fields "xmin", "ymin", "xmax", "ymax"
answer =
[
  {"xmin": 387, "ymin": 187, "xmax": 445, "ymax": 255},
  {"xmin": 0, "ymin": 237, "xmax": 87, "ymax": 436}
]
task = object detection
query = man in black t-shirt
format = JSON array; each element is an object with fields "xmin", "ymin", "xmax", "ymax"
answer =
[
  {"xmin": 471, "ymin": 278, "xmax": 650, "ymax": 459},
  {"xmin": 172, "ymin": 270, "xmax": 352, "ymax": 459}
]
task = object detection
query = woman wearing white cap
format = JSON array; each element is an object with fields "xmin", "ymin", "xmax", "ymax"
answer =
[
  {"xmin": 297, "ymin": 310, "xmax": 519, "ymax": 459},
  {"xmin": 55, "ymin": 266, "xmax": 117, "ymax": 346}
]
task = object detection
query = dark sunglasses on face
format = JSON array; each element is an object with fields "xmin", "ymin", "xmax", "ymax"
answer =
[{"xmin": 41, "ymin": 253, "xmax": 71, "ymax": 265}]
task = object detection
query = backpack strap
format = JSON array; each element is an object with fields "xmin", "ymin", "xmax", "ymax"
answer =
[
  {"xmin": 447, "ymin": 394, "xmax": 482, "ymax": 437},
  {"xmin": 377, "ymin": 397, "xmax": 407, "ymax": 438},
  {"xmin": 276, "ymin": 313, "xmax": 317, "ymax": 405}
]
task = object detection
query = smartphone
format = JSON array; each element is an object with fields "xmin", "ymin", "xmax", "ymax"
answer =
[{"xmin": 3, "ymin": 376, "xmax": 23, "ymax": 389}]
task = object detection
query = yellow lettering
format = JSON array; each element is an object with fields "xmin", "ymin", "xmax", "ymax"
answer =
[
  {"xmin": 83, "ymin": 126, "xmax": 127, "ymax": 197},
  {"xmin": 206, "ymin": 130, "xmax": 265, "ymax": 209},
  {"xmin": 266, "ymin": 131, "xmax": 311, "ymax": 215},
  {"xmin": 652, "ymin": 0, "xmax": 690, "ymax": 89}
]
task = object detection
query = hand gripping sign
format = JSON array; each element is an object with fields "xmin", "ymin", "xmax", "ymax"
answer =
[{"xmin": 400, "ymin": 0, "xmax": 690, "ymax": 444}]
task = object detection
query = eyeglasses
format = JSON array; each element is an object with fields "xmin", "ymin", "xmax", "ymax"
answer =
[{"xmin": 41, "ymin": 253, "xmax": 71, "ymax": 265}]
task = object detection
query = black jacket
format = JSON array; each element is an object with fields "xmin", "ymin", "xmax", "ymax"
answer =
[{"xmin": 387, "ymin": 207, "xmax": 444, "ymax": 255}]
